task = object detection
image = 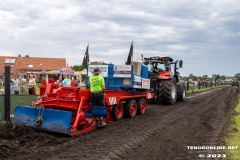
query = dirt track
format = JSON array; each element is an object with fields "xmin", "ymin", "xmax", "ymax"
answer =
[{"xmin": 0, "ymin": 86, "xmax": 239, "ymax": 160}]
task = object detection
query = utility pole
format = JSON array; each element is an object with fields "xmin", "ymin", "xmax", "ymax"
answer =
[{"xmin": 4, "ymin": 66, "xmax": 10, "ymax": 121}]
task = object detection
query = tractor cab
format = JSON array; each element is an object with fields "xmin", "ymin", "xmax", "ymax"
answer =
[
  {"xmin": 144, "ymin": 56, "xmax": 183, "ymax": 78},
  {"xmin": 145, "ymin": 59, "xmax": 170, "ymax": 73},
  {"xmin": 144, "ymin": 56, "xmax": 175, "ymax": 78}
]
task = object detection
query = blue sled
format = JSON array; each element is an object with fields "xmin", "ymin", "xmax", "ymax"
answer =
[
  {"xmin": 13, "ymin": 106, "xmax": 72, "ymax": 135},
  {"xmin": 91, "ymin": 106, "xmax": 108, "ymax": 117},
  {"xmin": 85, "ymin": 106, "xmax": 108, "ymax": 118}
]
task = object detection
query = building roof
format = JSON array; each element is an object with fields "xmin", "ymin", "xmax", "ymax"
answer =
[{"xmin": 0, "ymin": 56, "xmax": 66, "ymax": 75}]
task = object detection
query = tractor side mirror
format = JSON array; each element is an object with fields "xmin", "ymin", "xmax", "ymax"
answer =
[{"xmin": 179, "ymin": 60, "xmax": 183, "ymax": 68}]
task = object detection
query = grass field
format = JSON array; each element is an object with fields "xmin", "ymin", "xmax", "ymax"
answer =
[{"xmin": 224, "ymin": 95, "xmax": 240, "ymax": 159}]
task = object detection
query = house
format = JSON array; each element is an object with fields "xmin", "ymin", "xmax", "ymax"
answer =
[{"xmin": 0, "ymin": 55, "xmax": 66, "ymax": 82}]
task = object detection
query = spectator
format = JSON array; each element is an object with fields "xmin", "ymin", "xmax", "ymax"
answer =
[
  {"xmin": 194, "ymin": 81, "xmax": 198, "ymax": 90},
  {"xmin": 0, "ymin": 79, "xmax": 3, "ymax": 88},
  {"xmin": 153, "ymin": 63, "xmax": 159, "ymax": 73},
  {"xmin": 11, "ymin": 74, "xmax": 20, "ymax": 95},
  {"xmin": 198, "ymin": 80, "xmax": 202, "ymax": 89},
  {"xmin": 62, "ymin": 75, "xmax": 71, "ymax": 87},
  {"xmin": 0, "ymin": 81, "xmax": 14, "ymax": 95},
  {"xmin": 0, "ymin": 89, "xmax": 4, "ymax": 95},
  {"xmin": 75, "ymin": 77, "xmax": 80, "ymax": 87},
  {"xmin": 19, "ymin": 79, "xmax": 29, "ymax": 95},
  {"xmin": 78, "ymin": 78, "xmax": 80, "ymax": 87},
  {"xmin": 28, "ymin": 73, "xmax": 36, "ymax": 95},
  {"xmin": 48, "ymin": 76, "xmax": 55, "ymax": 84},
  {"xmin": 57, "ymin": 76, "xmax": 63, "ymax": 87},
  {"xmin": 204, "ymin": 81, "xmax": 208, "ymax": 88},
  {"xmin": 10, "ymin": 80, "xmax": 14, "ymax": 95}
]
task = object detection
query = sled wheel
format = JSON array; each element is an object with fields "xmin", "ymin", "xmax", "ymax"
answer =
[
  {"xmin": 112, "ymin": 103, "xmax": 124, "ymax": 120},
  {"xmin": 124, "ymin": 99, "xmax": 137, "ymax": 118},
  {"xmin": 137, "ymin": 98, "xmax": 146, "ymax": 114}
]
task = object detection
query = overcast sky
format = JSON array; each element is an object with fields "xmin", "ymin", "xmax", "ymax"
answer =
[{"xmin": 0, "ymin": 0, "xmax": 239, "ymax": 77}]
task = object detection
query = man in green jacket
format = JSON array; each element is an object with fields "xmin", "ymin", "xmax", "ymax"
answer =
[{"xmin": 89, "ymin": 67, "xmax": 106, "ymax": 127}]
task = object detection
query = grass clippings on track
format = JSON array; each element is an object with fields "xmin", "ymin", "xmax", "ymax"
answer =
[{"xmin": 225, "ymin": 95, "xmax": 240, "ymax": 159}]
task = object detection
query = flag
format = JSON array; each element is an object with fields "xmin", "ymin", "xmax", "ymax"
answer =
[
  {"xmin": 82, "ymin": 44, "xmax": 89, "ymax": 68},
  {"xmin": 126, "ymin": 41, "xmax": 133, "ymax": 65}
]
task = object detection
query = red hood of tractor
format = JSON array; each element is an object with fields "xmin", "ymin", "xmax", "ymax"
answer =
[{"xmin": 158, "ymin": 71, "xmax": 173, "ymax": 79}]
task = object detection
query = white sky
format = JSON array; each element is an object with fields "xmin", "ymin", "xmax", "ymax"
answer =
[{"xmin": 0, "ymin": 0, "xmax": 239, "ymax": 76}]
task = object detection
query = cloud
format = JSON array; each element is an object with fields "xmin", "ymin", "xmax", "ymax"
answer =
[{"xmin": 0, "ymin": 0, "xmax": 239, "ymax": 77}]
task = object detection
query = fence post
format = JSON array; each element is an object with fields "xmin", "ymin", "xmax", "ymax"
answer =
[{"xmin": 4, "ymin": 66, "xmax": 11, "ymax": 121}]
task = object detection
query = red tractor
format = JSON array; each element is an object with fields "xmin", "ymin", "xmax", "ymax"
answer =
[{"xmin": 143, "ymin": 56, "xmax": 185, "ymax": 104}]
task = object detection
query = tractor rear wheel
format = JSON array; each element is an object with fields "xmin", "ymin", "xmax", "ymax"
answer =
[
  {"xmin": 159, "ymin": 77, "xmax": 177, "ymax": 104},
  {"xmin": 124, "ymin": 99, "xmax": 137, "ymax": 118},
  {"xmin": 112, "ymin": 103, "xmax": 124, "ymax": 121},
  {"xmin": 137, "ymin": 98, "xmax": 146, "ymax": 114}
]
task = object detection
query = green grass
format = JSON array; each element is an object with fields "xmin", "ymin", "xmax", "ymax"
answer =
[
  {"xmin": 186, "ymin": 85, "xmax": 229, "ymax": 94},
  {"xmin": 35, "ymin": 85, "xmax": 40, "ymax": 95},
  {"xmin": 225, "ymin": 96, "xmax": 240, "ymax": 160}
]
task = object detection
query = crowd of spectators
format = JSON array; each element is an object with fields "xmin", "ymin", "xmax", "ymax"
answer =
[
  {"xmin": 0, "ymin": 74, "xmax": 82, "ymax": 96},
  {"xmin": 0, "ymin": 73, "xmax": 36, "ymax": 95},
  {"xmin": 187, "ymin": 79, "xmax": 223, "ymax": 91}
]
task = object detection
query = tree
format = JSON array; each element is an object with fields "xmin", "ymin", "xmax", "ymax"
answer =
[
  {"xmin": 215, "ymin": 74, "xmax": 220, "ymax": 80},
  {"xmin": 202, "ymin": 75, "xmax": 208, "ymax": 80},
  {"xmin": 212, "ymin": 74, "xmax": 216, "ymax": 79},
  {"xmin": 234, "ymin": 73, "xmax": 240, "ymax": 80},
  {"xmin": 180, "ymin": 76, "xmax": 189, "ymax": 81},
  {"xmin": 220, "ymin": 75, "xmax": 226, "ymax": 80},
  {"xmin": 192, "ymin": 76, "xmax": 198, "ymax": 81},
  {"xmin": 72, "ymin": 65, "xmax": 85, "ymax": 71},
  {"xmin": 188, "ymin": 74, "xmax": 198, "ymax": 82},
  {"xmin": 189, "ymin": 74, "xmax": 194, "ymax": 79}
]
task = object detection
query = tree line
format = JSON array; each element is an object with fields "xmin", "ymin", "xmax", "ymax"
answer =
[{"xmin": 180, "ymin": 73, "xmax": 240, "ymax": 81}]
